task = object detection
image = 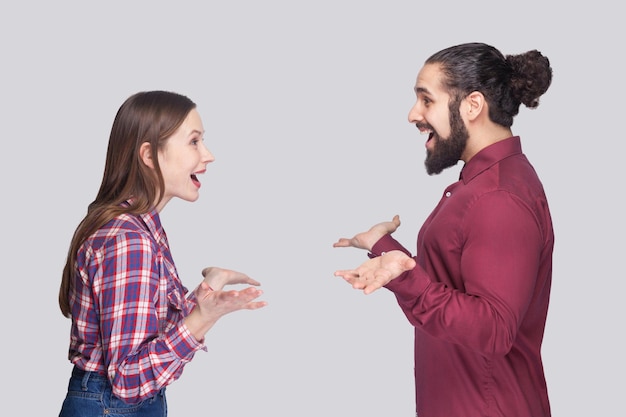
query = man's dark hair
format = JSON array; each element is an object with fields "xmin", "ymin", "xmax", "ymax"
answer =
[{"xmin": 426, "ymin": 42, "xmax": 552, "ymax": 127}]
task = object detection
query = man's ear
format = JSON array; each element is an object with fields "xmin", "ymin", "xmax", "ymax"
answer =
[
  {"xmin": 139, "ymin": 142, "xmax": 154, "ymax": 169},
  {"xmin": 465, "ymin": 91, "xmax": 485, "ymax": 121}
]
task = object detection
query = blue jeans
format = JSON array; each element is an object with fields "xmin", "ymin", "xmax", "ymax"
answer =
[{"xmin": 59, "ymin": 367, "xmax": 167, "ymax": 417}]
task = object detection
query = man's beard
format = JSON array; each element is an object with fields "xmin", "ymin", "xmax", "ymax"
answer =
[{"xmin": 424, "ymin": 102, "xmax": 468, "ymax": 175}]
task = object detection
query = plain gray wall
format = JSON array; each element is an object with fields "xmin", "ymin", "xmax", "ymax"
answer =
[{"xmin": 1, "ymin": 1, "xmax": 623, "ymax": 415}]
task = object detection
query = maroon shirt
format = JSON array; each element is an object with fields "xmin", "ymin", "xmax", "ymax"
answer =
[{"xmin": 373, "ymin": 137, "xmax": 553, "ymax": 417}]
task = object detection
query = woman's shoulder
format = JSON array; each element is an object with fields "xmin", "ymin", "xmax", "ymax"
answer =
[{"xmin": 86, "ymin": 213, "xmax": 156, "ymax": 251}]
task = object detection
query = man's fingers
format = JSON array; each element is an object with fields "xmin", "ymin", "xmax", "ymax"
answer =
[
  {"xmin": 404, "ymin": 258, "xmax": 417, "ymax": 270},
  {"xmin": 334, "ymin": 269, "xmax": 359, "ymax": 278},
  {"xmin": 332, "ymin": 238, "xmax": 352, "ymax": 248}
]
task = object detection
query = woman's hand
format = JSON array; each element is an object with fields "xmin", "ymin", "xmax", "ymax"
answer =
[
  {"xmin": 184, "ymin": 269, "xmax": 267, "ymax": 340},
  {"xmin": 201, "ymin": 266, "xmax": 261, "ymax": 291},
  {"xmin": 195, "ymin": 281, "xmax": 266, "ymax": 316}
]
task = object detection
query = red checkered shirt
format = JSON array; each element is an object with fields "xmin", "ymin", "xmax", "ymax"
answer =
[{"xmin": 67, "ymin": 206, "xmax": 206, "ymax": 403}]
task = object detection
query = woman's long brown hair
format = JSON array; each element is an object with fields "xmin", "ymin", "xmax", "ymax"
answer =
[{"xmin": 59, "ymin": 91, "xmax": 196, "ymax": 318}]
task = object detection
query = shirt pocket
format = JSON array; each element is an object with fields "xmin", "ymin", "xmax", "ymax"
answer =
[
  {"xmin": 154, "ymin": 253, "xmax": 186, "ymax": 333},
  {"xmin": 163, "ymin": 257, "xmax": 191, "ymax": 315}
]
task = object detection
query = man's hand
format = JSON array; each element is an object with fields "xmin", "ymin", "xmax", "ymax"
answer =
[
  {"xmin": 334, "ymin": 250, "xmax": 416, "ymax": 294},
  {"xmin": 333, "ymin": 215, "xmax": 401, "ymax": 252}
]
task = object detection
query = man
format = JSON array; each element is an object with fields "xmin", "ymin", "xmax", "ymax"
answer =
[{"xmin": 333, "ymin": 43, "xmax": 554, "ymax": 417}]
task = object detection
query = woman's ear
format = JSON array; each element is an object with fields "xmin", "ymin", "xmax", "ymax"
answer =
[{"xmin": 139, "ymin": 142, "xmax": 154, "ymax": 169}]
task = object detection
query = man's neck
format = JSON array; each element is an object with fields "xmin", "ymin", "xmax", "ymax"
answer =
[{"xmin": 462, "ymin": 125, "xmax": 513, "ymax": 163}]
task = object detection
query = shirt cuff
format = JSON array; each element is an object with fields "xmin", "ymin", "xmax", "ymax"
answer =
[
  {"xmin": 167, "ymin": 322, "xmax": 208, "ymax": 360},
  {"xmin": 369, "ymin": 234, "xmax": 412, "ymax": 258}
]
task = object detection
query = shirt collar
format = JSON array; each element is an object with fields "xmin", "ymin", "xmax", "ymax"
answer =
[
  {"xmin": 459, "ymin": 136, "xmax": 522, "ymax": 184},
  {"xmin": 122, "ymin": 199, "xmax": 168, "ymax": 247},
  {"xmin": 140, "ymin": 209, "xmax": 169, "ymax": 246}
]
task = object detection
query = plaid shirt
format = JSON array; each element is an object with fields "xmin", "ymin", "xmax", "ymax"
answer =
[{"xmin": 67, "ymin": 207, "xmax": 206, "ymax": 403}]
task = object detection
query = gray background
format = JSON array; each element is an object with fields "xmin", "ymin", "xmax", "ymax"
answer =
[{"xmin": 1, "ymin": 1, "xmax": 623, "ymax": 415}]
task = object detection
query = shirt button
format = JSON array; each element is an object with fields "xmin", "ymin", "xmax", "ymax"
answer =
[{"xmin": 445, "ymin": 191, "xmax": 452, "ymax": 197}]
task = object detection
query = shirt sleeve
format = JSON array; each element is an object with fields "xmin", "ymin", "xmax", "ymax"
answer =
[
  {"xmin": 370, "ymin": 234, "xmax": 433, "ymax": 303},
  {"xmin": 93, "ymin": 231, "xmax": 203, "ymax": 403},
  {"xmin": 384, "ymin": 191, "xmax": 543, "ymax": 356}
]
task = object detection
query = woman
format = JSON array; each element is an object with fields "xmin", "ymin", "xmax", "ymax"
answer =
[{"xmin": 58, "ymin": 91, "xmax": 267, "ymax": 416}]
